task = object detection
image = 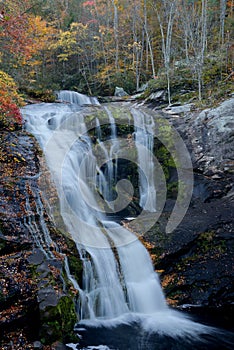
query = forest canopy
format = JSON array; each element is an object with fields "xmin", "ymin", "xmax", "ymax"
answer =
[{"xmin": 0, "ymin": 0, "xmax": 233, "ymax": 100}]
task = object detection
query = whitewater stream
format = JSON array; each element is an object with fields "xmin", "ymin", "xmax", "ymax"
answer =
[{"xmin": 21, "ymin": 91, "xmax": 233, "ymax": 349}]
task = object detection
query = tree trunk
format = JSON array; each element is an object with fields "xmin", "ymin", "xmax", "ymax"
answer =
[
  {"xmin": 154, "ymin": 0, "xmax": 177, "ymax": 105},
  {"xmin": 112, "ymin": 0, "xmax": 119, "ymax": 71},
  {"xmin": 220, "ymin": 0, "xmax": 227, "ymax": 47}
]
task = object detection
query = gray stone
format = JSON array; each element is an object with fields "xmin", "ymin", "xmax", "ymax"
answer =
[
  {"xmin": 148, "ymin": 90, "xmax": 166, "ymax": 101},
  {"xmin": 167, "ymin": 97, "xmax": 234, "ymax": 173},
  {"xmin": 137, "ymin": 82, "xmax": 148, "ymax": 92},
  {"xmin": 33, "ymin": 340, "xmax": 43, "ymax": 349},
  {"xmin": 114, "ymin": 87, "xmax": 128, "ymax": 97},
  {"xmin": 193, "ymin": 98, "xmax": 234, "ymax": 171},
  {"xmin": 37, "ymin": 286, "xmax": 58, "ymax": 310},
  {"xmin": 164, "ymin": 103, "xmax": 193, "ymax": 114},
  {"xmin": 27, "ymin": 249, "xmax": 44, "ymax": 265}
]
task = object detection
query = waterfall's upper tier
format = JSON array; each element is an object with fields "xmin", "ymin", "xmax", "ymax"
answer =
[{"xmin": 57, "ymin": 90, "xmax": 100, "ymax": 106}]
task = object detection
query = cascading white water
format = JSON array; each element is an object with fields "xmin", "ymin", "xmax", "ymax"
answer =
[
  {"xmin": 57, "ymin": 90, "xmax": 100, "ymax": 106},
  {"xmin": 23, "ymin": 99, "xmax": 166, "ymax": 319},
  {"xmin": 133, "ymin": 109, "xmax": 157, "ymax": 212},
  {"xmin": 95, "ymin": 106, "xmax": 119, "ymax": 203},
  {"xmin": 21, "ymin": 92, "xmax": 212, "ymax": 344},
  {"xmin": 24, "ymin": 184, "xmax": 54, "ymax": 259}
]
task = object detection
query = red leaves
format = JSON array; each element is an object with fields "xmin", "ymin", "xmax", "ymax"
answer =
[
  {"xmin": 0, "ymin": 12, "xmax": 30, "ymax": 59},
  {"xmin": 0, "ymin": 95, "xmax": 23, "ymax": 124},
  {"xmin": 0, "ymin": 72, "xmax": 23, "ymax": 129},
  {"xmin": 83, "ymin": 1, "xmax": 95, "ymax": 7},
  {"xmin": 0, "ymin": 98, "xmax": 23, "ymax": 129}
]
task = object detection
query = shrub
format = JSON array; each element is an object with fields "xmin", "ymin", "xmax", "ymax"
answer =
[{"xmin": 0, "ymin": 71, "xmax": 24, "ymax": 130}]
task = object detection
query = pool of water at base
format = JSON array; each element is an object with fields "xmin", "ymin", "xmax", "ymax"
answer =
[{"xmin": 67, "ymin": 316, "xmax": 234, "ymax": 350}]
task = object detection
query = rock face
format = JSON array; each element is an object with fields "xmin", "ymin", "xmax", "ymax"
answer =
[
  {"xmin": 114, "ymin": 86, "xmax": 128, "ymax": 97},
  {"xmin": 0, "ymin": 130, "xmax": 79, "ymax": 348},
  {"xmin": 146, "ymin": 98, "xmax": 234, "ymax": 329}
]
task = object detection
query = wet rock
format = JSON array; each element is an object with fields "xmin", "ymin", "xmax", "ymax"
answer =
[
  {"xmin": 28, "ymin": 249, "xmax": 45, "ymax": 265},
  {"xmin": 34, "ymin": 340, "xmax": 43, "ymax": 348},
  {"xmin": 37, "ymin": 286, "xmax": 59, "ymax": 310},
  {"xmin": 51, "ymin": 341, "xmax": 69, "ymax": 349},
  {"xmin": 0, "ymin": 129, "xmax": 80, "ymax": 347}
]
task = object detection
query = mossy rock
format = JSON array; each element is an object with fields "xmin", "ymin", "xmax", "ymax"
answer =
[
  {"xmin": 40, "ymin": 295, "xmax": 78, "ymax": 345},
  {"xmin": 67, "ymin": 254, "xmax": 83, "ymax": 283}
]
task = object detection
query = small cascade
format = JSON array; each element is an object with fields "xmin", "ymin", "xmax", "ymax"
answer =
[
  {"xmin": 24, "ymin": 182, "xmax": 54, "ymax": 259},
  {"xmin": 57, "ymin": 90, "xmax": 100, "ymax": 106},
  {"xmin": 95, "ymin": 107, "xmax": 120, "ymax": 204},
  {"xmin": 132, "ymin": 108, "xmax": 157, "ymax": 212},
  {"xmin": 104, "ymin": 106, "xmax": 119, "ymax": 187},
  {"xmin": 95, "ymin": 117, "xmax": 102, "ymax": 140}
]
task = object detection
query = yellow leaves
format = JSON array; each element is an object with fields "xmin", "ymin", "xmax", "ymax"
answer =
[
  {"xmin": 26, "ymin": 15, "xmax": 55, "ymax": 56},
  {"xmin": 49, "ymin": 22, "xmax": 88, "ymax": 62},
  {"xmin": 50, "ymin": 30, "xmax": 78, "ymax": 62},
  {"xmin": 0, "ymin": 70, "xmax": 24, "ymax": 107},
  {"xmin": 13, "ymin": 157, "xmax": 20, "ymax": 163}
]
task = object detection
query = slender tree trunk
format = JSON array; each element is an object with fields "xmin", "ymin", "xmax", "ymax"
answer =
[
  {"xmin": 112, "ymin": 0, "xmax": 119, "ymax": 71},
  {"xmin": 220, "ymin": 0, "xmax": 227, "ymax": 47},
  {"xmin": 154, "ymin": 0, "xmax": 177, "ymax": 105},
  {"xmin": 196, "ymin": 0, "xmax": 207, "ymax": 101},
  {"xmin": 182, "ymin": 0, "xmax": 207, "ymax": 101},
  {"xmin": 166, "ymin": 68, "xmax": 171, "ymax": 105},
  {"xmin": 184, "ymin": 33, "xmax": 189, "ymax": 64},
  {"xmin": 144, "ymin": 0, "xmax": 149, "ymax": 72},
  {"xmin": 144, "ymin": 0, "xmax": 155, "ymax": 77},
  {"xmin": 144, "ymin": 25, "xmax": 156, "ymax": 78}
]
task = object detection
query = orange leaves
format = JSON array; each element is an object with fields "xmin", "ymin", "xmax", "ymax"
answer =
[
  {"xmin": 26, "ymin": 16, "xmax": 55, "ymax": 58},
  {"xmin": 0, "ymin": 1, "xmax": 55, "ymax": 67}
]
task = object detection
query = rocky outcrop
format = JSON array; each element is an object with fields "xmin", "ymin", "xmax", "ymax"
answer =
[
  {"xmin": 0, "ymin": 130, "xmax": 80, "ymax": 348},
  {"xmin": 167, "ymin": 98, "xmax": 234, "ymax": 173},
  {"xmin": 145, "ymin": 98, "xmax": 234, "ymax": 329}
]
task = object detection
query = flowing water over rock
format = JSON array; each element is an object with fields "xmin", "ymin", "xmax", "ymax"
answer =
[{"xmin": 21, "ymin": 92, "xmax": 233, "ymax": 349}]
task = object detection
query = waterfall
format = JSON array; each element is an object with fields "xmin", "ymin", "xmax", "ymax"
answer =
[
  {"xmin": 21, "ymin": 92, "xmax": 212, "ymax": 345},
  {"xmin": 133, "ymin": 108, "xmax": 157, "ymax": 212},
  {"xmin": 57, "ymin": 90, "xmax": 100, "ymax": 106},
  {"xmin": 24, "ymin": 184, "xmax": 54, "ymax": 259},
  {"xmin": 96, "ymin": 106, "xmax": 119, "ymax": 203}
]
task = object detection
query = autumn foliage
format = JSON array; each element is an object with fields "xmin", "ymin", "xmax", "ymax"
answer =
[
  {"xmin": 0, "ymin": 0, "xmax": 233, "ymax": 98},
  {"xmin": 0, "ymin": 71, "xmax": 24, "ymax": 130}
]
